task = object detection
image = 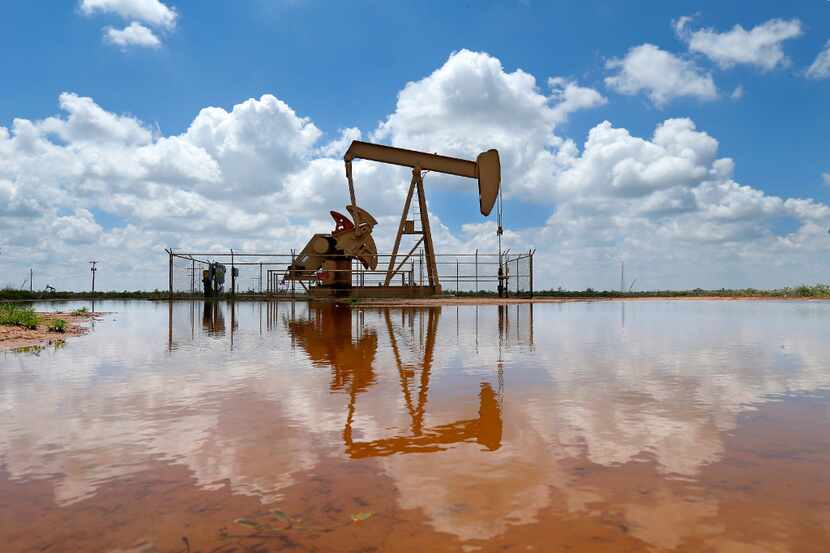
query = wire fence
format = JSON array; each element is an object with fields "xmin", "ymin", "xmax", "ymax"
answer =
[
  {"xmin": 167, "ymin": 249, "xmax": 534, "ymax": 297},
  {"xmin": 505, "ymin": 250, "xmax": 534, "ymax": 297}
]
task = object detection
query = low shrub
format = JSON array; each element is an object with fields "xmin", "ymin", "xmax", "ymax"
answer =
[
  {"xmin": 47, "ymin": 319, "xmax": 67, "ymax": 333},
  {"xmin": 0, "ymin": 304, "xmax": 40, "ymax": 329}
]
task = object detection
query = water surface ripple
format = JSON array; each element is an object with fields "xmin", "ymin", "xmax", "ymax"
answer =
[{"xmin": 1, "ymin": 299, "xmax": 829, "ymax": 552}]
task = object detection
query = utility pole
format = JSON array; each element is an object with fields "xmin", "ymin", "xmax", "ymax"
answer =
[
  {"xmin": 166, "ymin": 249, "xmax": 173, "ymax": 298},
  {"xmin": 29, "ymin": 268, "xmax": 33, "ymax": 293},
  {"xmin": 230, "ymin": 249, "xmax": 235, "ymax": 297},
  {"xmin": 89, "ymin": 261, "xmax": 98, "ymax": 297},
  {"xmin": 620, "ymin": 261, "xmax": 624, "ymax": 294}
]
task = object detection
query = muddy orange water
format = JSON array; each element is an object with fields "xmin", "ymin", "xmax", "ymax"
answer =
[{"xmin": 1, "ymin": 300, "xmax": 829, "ymax": 552}]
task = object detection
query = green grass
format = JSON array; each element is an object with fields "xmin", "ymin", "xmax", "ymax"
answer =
[
  {"xmin": 47, "ymin": 319, "xmax": 67, "ymax": 333},
  {"xmin": 2, "ymin": 283, "xmax": 830, "ymax": 301},
  {"xmin": 452, "ymin": 283, "xmax": 830, "ymax": 299},
  {"xmin": 0, "ymin": 288, "xmax": 41, "ymax": 300},
  {"xmin": 71, "ymin": 307, "xmax": 89, "ymax": 315},
  {"xmin": 0, "ymin": 288, "xmax": 205, "ymax": 300},
  {"xmin": 0, "ymin": 304, "xmax": 40, "ymax": 329}
]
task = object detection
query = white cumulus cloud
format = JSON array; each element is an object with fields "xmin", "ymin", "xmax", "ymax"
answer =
[
  {"xmin": 605, "ymin": 44, "xmax": 717, "ymax": 107},
  {"xmin": 80, "ymin": 0, "xmax": 177, "ymax": 29},
  {"xmin": 104, "ymin": 22, "xmax": 161, "ymax": 49},
  {"xmin": 2, "ymin": 50, "xmax": 829, "ymax": 291},
  {"xmin": 676, "ymin": 17, "xmax": 802, "ymax": 71},
  {"xmin": 548, "ymin": 77, "xmax": 607, "ymax": 123},
  {"xmin": 372, "ymin": 50, "xmax": 600, "ymax": 201},
  {"xmin": 806, "ymin": 40, "xmax": 830, "ymax": 79}
]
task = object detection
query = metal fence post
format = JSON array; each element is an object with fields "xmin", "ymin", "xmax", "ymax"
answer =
[
  {"xmin": 474, "ymin": 249, "xmax": 478, "ymax": 295},
  {"xmin": 456, "ymin": 257, "xmax": 459, "ymax": 295},
  {"xmin": 529, "ymin": 250, "xmax": 534, "ymax": 298},
  {"xmin": 290, "ymin": 249, "xmax": 295, "ymax": 298},
  {"xmin": 230, "ymin": 249, "xmax": 235, "ymax": 297},
  {"xmin": 516, "ymin": 257, "xmax": 520, "ymax": 295},
  {"xmin": 168, "ymin": 249, "xmax": 173, "ymax": 298}
]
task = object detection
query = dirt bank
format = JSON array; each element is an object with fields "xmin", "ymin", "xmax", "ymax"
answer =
[
  {"xmin": 0, "ymin": 311, "xmax": 99, "ymax": 352},
  {"xmin": 347, "ymin": 295, "xmax": 830, "ymax": 307}
]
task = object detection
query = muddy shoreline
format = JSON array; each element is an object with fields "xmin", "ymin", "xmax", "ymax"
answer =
[
  {"xmin": 0, "ymin": 311, "xmax": 99, "ymax": 351},
  {"xmin": 345, "ymin": 295, "xmax": 830, "ymax": 307}
]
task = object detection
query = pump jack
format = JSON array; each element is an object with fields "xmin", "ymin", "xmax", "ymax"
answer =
[{"xmin": 286, "ymin": 141, "xmax": 501, "ymax": 297}]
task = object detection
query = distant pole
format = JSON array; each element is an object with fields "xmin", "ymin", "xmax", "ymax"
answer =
[
  {"xmin": 89, "ymin": 260, "xmax": 98, "ymax": 297},
  {"xmin": 620, "ymin": 261, "xmax": 624, "ymax": 294},
  {"xmin": 167, "ymin": 249, "xmax": 173, "ymax": 298},
  {"xmin": 29, "ymin": 268, "xmax": 33, "ymax": 293}
]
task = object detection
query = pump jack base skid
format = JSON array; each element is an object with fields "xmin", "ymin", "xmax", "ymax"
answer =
[{"xmin": 309, "ymin": 285, "xmax": 442, "ymax": 300}]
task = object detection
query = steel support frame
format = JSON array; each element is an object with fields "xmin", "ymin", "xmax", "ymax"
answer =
[{"xmin": 384, "ymin": 168, "xmax": 439, "ymax": 291}]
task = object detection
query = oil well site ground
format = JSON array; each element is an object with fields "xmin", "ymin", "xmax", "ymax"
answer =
[{"xmin": 0, "ymin": 310, "xmax": 99, "ymax": 351}]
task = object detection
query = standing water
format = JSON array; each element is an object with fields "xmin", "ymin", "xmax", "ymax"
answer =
[{"xmin": 1, "ymin": 300, "xmax": 829, "ymax": 552}]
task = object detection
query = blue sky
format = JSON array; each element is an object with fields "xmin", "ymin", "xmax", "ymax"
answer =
[
  {"xmin": 1, "ymin": 1, "xmax": 829, "ymax": 290},
  {"xmin": 3, "ymin": 1, "xmax": 827, "ymax": 199}
]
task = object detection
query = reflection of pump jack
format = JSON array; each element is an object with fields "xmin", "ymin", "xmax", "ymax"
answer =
[
  {"xmin": 286, "ymin": 304, "xmax": 378, "ymax": 393},
  {"xmin": 285, "ymin": 305, "xmax": 503, "ymax": 458},
  {"xmin": 343, "ymin": 308, "xmax": 503, "ymax": 458}
]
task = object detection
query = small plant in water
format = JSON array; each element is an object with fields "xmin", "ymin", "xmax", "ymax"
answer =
[
  {"xmin": 11, "ymin": 344, "xmax": 45, "ymax": 355},
  {"xmin": 47, "ymin": 319, "xmax": 67, "ymax": 333},
  {"xmin": 71, "ymin": 307, "xmax": 89, "ymax": 315}
]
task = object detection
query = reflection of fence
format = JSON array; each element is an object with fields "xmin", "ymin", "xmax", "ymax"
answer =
[
  {"xmin": 166, "ymin": 249, "xmax": 534, "ymax": 297},
  {"xmin": 166, "ymin": 299, "xmax": 537, "ymax": 354}
]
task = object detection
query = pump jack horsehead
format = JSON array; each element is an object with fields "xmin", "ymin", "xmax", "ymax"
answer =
[{"xmin": 285, "ymin": 140, "xmax": 501, "ymax": 297}]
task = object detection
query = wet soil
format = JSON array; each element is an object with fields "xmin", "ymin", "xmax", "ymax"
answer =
[{"xmin": 0, "ymin": 311, "xmax": 98, "ymax": 351}]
